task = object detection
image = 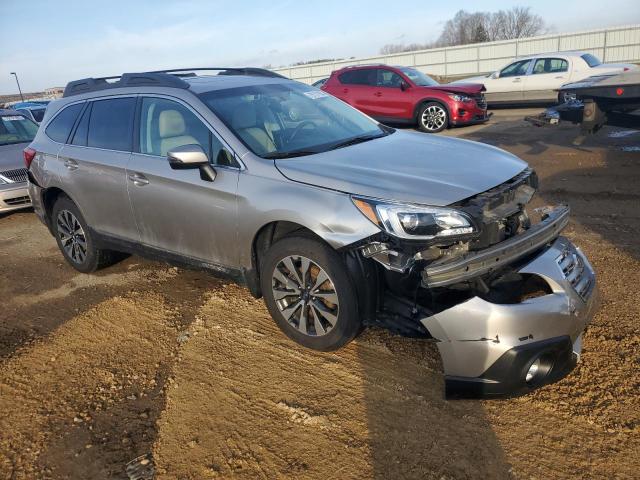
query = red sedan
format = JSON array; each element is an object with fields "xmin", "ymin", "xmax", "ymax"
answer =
[{"xmin": 322, "ymin": 65, "xmax": 489, "ymax": 133}]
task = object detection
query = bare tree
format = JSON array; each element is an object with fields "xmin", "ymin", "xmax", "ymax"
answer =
[{"xmin": 382, "ymin": 6, "xmax": 547, "ymax": 54}]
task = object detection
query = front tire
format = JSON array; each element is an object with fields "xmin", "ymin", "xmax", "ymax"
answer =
[
  {"xmin": 51, "ymin": 195, "xmax": 118, "ymax": 273},
  {"xmin": 260, "ymin": 236, "xmax": 361, "ymax": 351},
  {"xmin": 417, "ymin": 102, "xmax": 448, "ymax": 133}
]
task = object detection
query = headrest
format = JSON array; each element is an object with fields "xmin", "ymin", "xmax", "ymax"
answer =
[
  {"xmin": 159, "ymin": 109, "xmax": 186, "ymax": 138},
  {"xmin": 231, "ymin": 104, "xmax": 257, "ymax": 129}
]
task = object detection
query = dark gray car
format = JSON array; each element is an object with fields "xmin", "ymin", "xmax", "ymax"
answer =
[
  {"xmin": 26, "ymin": 68, "xmax": 597, "ymax": 396},
  {"xmin": 0, "ymin": 110, "xmax": 36, "ymax": 212}
]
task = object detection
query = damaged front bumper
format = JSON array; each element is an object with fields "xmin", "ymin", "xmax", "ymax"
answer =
[{"xmin": 422, "ymin": 235, "xmax": 598, "ymax": 397}]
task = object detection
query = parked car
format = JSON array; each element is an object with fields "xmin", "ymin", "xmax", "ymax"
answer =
[
  {"xmin": 27, "ymin": 68, "xmax": 597, "ymax": 396},
  {"xmin": 11, "ymin": 101, "xmax": 50, "ymax": 124},
  {"xmin": 322, "ymin": 65, "xmax": 489, "ymax": 133},
  {"xmin": 312, "ymin": 78, "xmax": 328, "ymax": 88},
  {"xmin": 0, "ymin": 110, "xmax": 37, "ymax": 213},
  {"xmin": 455, "ymin": 51, "xmax": 637, "ymax": 105}
]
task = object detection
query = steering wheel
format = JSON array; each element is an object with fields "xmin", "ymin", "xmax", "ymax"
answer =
[{"xmin": 287, "ymin": 120, "xmax": 317, "ymax": 142}]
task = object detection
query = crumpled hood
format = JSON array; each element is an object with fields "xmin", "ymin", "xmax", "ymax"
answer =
[
  {"xmin": 0, "ymin": 142, "xmax": 29, "ymax": 171},
  {"xmin": 450, "ymin": 75, "xmax": 491, "ymax": 84},
  {"xmin": 275, "ymin": 130, "xmax": 528, "ymax": 206},
  {"xmin": 423, "ymin": 83, "xmax": 485, "ymax": 94}
]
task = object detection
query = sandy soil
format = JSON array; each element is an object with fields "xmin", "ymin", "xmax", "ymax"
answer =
[{"xmin": 1, "ymin": 111, "xmax": 639, "ymax": 479}]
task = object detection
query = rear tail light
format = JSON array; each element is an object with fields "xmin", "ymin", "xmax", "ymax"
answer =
[
  {"xmin": 23, "ymin": 147, "xmax": 36, "ymax": 169},
  {"xmin": 624, "ymin": 67, "xmax": 630, "ymax": 71}
]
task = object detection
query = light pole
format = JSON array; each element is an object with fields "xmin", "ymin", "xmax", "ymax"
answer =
[{"xmin": 10, "ymin": 72, "xmax": 24, "ymax": 102}]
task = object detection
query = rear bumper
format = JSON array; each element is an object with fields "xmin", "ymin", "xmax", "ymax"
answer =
[
  {"xmin": 27, "ymin": 175, "xmax": 48, "ymax": 226},
  {"xmin": 421, "ymin": 236, "xmax": 598, "ymax": 397},
  {"xmin": 0, "ymin": 182, "xmax": 31, "ymax": 213}
]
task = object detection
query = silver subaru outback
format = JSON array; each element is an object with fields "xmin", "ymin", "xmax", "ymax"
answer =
[{"xmin": 27, "ymin": 68, "xmax": 597, "ymax": 396}]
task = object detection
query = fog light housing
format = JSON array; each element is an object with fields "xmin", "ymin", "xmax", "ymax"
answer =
[{"xmin": 525, "ymin": 359, "xmax": 540, "ymax": 383}]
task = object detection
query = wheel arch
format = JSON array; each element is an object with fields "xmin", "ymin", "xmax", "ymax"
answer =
[
  {"xmin": 42, "ymin": 187, "xmax": 81, "ymax": 235},
  {"xmin": 247, "ymin": 220, "xmax": 324, "ymax": 298}
]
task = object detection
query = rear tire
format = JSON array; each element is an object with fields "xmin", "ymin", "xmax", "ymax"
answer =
[
  {"xmin": 51, "ymin": 195, "xmax": 119, "ymax": 273},
  {"xmin": 417, "ymin": 102, "xmax": 448, "ymax": 133},
  {"xmin": 260, "ymin": 236, "xmax": 361, "ymax": 351}
]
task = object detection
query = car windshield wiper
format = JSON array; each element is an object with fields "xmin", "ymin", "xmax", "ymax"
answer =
[
  {"xmin": 263, "ymin": 150, "xmax": 318, "ymax": 159},
  {"xmin": 327, "ymin": 132, "xmax": 388, "ymax": 151}
]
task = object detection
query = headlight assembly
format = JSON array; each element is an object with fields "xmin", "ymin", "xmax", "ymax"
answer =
[
  {"xmin": 448, "ymin": 93, "xmax": 472, "ymax": 103},
  {"xmin": 352, "ymin": 196, "xmax": 476, "ymax": 241}
]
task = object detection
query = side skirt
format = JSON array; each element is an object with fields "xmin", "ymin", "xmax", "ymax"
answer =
[{"xmin": 91, "ymin": 229, "xmax": 247, "ymax": 285}]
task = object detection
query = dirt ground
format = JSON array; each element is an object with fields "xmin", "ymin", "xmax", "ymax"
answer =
[{"xmin": 1, "ymin": 110, "xmax": 639, "ymax": 479}]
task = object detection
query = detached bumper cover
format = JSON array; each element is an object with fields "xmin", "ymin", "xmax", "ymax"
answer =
[{"xmin": 421, "ymin": 236, "xmax": 598, "ymax": 396}]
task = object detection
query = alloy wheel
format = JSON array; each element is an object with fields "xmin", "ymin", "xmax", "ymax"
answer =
[
  {"xmin": 421, "ymin": 105, "xmax": 447, "ymax": 131},
  {"xmin": 56, "ymin": 209, "xmax": 87, "ymax": 264},
  {"xmin": 271, "ymin": 255, "xmax": 339, "ymax": 337}
]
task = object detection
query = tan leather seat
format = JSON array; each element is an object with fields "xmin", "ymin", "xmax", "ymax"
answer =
[
  {"xmin": 159, "ymin": 109, "xmax": 199, "ymax": 156},
  {"xmin": 534, "ymin": 62, "xmax": 545, "ymax": 74},
  {"xmin": 231, "ymin": 105, "xmax": 276, "ymax": 155}
]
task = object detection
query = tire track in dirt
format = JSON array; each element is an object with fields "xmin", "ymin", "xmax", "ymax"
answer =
[{"xmin": 152, "ymin": 284, "xmax": 514, "ymax": 479}]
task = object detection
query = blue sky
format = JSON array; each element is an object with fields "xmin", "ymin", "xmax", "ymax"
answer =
[{"xmin": 2, "ymin": 0, "xmax": 639, "ymax": 94}]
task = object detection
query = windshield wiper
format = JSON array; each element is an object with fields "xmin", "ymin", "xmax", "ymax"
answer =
[
  {"xmin": 327, "ymin": 132, "xmax": 388, "ymax": 151},
  {"xmin": 263, "ymin": 150, "xmax": 317, "ymax": 159}
]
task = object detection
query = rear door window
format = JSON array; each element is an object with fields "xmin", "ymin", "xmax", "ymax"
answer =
[
  {"xmin": 87, "ymin": 97, "xmax": 136, "ymax": 151},
  {"xmin": 532, "ymin": 58, "xmax": 568, "ymax": 74},
  {"xmin": 45, "ymin": 103, "xmax": 83, "ymax": 143},
  {"xmin": 338, "ymin": 69, "xmax": 377, "ymax": 86}
]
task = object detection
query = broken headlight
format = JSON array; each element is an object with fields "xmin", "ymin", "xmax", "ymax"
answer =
[{"xmin": 352, "ymin": 196, "xmax": 476, "ymax": 241}]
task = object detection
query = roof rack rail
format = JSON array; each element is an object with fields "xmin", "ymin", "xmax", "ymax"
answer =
[
  {"xmin": 147, "ymin": 67, "xmax": 287, "ymax": 78},
  {"xmin": 63, "ymin": 67, "xmax": 286, "ymax": 98}
]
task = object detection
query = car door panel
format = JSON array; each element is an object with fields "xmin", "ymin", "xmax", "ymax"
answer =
[
  {"xmin": 523, "ymin": 58, "xmax": 570, "ymax": 101},
  {"xmin": 127, "ymin": 96, "xmax": 240, "ymax": 267},
  {"xmin": 484, "ymin": 59, "xmax": 532, "ymax": 103},
  {"xmin": 367, "ymin": 69, "xmax": 413, "ymax": 119},
  {"xmin": 58, "ymin": 144, "xmax": 137, "ymax": 239},
  {"xmin": 56, "ymin": 98, "xmax": 139, "ymax": 241}
]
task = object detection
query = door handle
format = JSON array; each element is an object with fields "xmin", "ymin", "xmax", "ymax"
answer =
[
  {"xmin": 342, "ymin": 88, "xmax": 349, "ymax": 93},
  {"xmin": 555, "ymin": 76, "xmax": 566, "ymax": 79},
  {"xmin": 512, "ymin": 78, "xmax": 521, "ymax": 83},
  {"xmin": 373, "ymin": 91, "xmax": 382, "ymax": 97},
  {"xmin": 63, "ymin": 159, "xmax": 78, "ymax": 170},
  {"xmin": 128, "ymin": 173, "xmax": 149, "ymax": 186}
]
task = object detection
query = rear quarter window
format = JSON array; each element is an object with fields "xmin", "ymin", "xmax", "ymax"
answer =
[
  {"xmin": 87, "ymin": 98, "xmax": 136, "ymax": 151},
  {"xmin": 581, "ymin": 54, "xmax": 602, "ymax": 67},
  {"xmin": 45, "ymin": 103, "xmax": 83, "ymax": 143}
]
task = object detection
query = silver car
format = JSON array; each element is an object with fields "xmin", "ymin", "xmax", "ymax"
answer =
[
  {"xmin": 0, "ymin": 110, "xmax": 36, "ymax": 213},
  {"xmin": 27, "ymin": 68, "xmax": 597, "ymax": 396}
]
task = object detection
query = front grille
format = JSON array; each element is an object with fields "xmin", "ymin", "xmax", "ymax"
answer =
[
  {"xmin": 4, "ymin": 195, "xmax": 31, "ymax": 206},
  {"xmin": 474, "ymin": 93, "xmax": 487, "ymax": 110},
  {"xmin": 557, "ymin": 248, "xmax": 593, "ymax": 301},
  {"xmin": 1, "ymin": 167, "xmax": 28, "ymax": 183}
]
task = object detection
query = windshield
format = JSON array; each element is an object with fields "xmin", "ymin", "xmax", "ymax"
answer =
[
  {"xmin": 399, "ymin": 67, "xmax": 439, "ymax": 86},
  {"xmin": 198, "ymin": 83, "xmax": 388, "ymax": 158},
  {"xmin": 0, "ymin": 114, "xmax": 38, "ymax": 146},
  {"xmin": 581, "ymin": 53, "xmax": 602, "ymax": 67}
]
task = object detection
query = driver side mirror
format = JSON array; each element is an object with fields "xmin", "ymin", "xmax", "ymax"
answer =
[
  {"xmin": 400, "ymin": 81, "xmax": 410, "ymax": 91},
  {"xmin": 167, "ymin": 144, "xmax": 216, "ymax": 182},
  {"xmin": 490, "ymin": 71, "xmax": 499, "ymax": 79}
]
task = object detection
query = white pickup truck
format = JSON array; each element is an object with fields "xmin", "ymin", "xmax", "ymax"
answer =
[{"xmin": 454, "ymin": 51, "xmax": 637, "ymax": 105}]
